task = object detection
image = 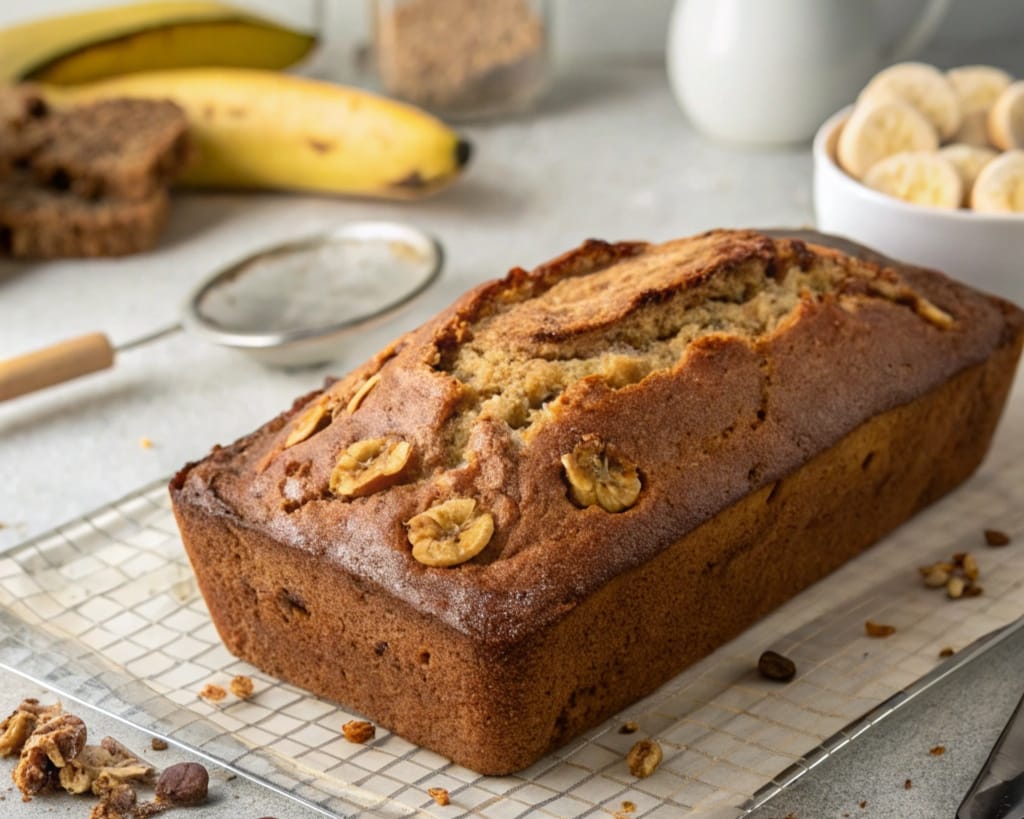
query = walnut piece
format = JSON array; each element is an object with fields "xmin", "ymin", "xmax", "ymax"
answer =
[
  {"xmin": 984, "ymin": 529, "xmax": 1011, "ymax": 546},
  {"xmin": 427, "ymin": 786, "xmax": 450, "ymax": 806},
  {"xmin": 330, "ymin": 438, "xmax": 412, "ymax": 498},
  {"xmin": 0, "ymin": 709, "xmax": 38, "ymax": 757},
  {"xmin": 284, "ymin": 399, "xmax": 331, "ymax": 448},
  {"xmin": 342, "ymin": 720, "xmax": 375, "ymax": 744},
  {"xmin": 198, "ymin": 684, "xmax": 226, "ymax": 702},
  {"xmin": 229, "ymin": 675, "xmax": 254, "ymax": 700},
  {"xmin": 561, "ymin": 435, "xmax": 641, "ymax": 512},
  {"xmin": 89, "ymin": 779, "xmax": 136, "ymax": 819},
  {"xmin": 626, "ymin": 738, "xmax": 663, "ymax": 778},
  {"xmin": 406, "ymin": 498, "xmax": 494, "ymax": 567},
  {"xmin": 14, "ymin": 712, "xmax": 88, "ymax": 798}
]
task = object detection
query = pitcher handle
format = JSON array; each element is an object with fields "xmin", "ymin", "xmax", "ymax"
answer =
[{"xmin": 885, "ymin": 0, "xmax": 953, "ymax": 63}]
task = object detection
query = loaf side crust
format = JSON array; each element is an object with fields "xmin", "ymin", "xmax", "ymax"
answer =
[{"xmin": 172, "ymin": 334, "xmax": 1021, "ymax": 773}]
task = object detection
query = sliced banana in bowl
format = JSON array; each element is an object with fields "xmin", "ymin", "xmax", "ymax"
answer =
[
  {"xmin": 859, "ymin": 62, "xmax": 962, "ymax": 141},
  {"xmin": 971, "ymin": 151, "xmax": 1024, "ymax": 213},
  {"xmin": 988, "ymin": 82, "xmax": 1024, "ymax": 151},
  {"xmin": 862, "ymin": 151, "xmax": 962, "ymax": 210},
  {"xmin": 837, "ymin": 100, "xmax": 938, "ymax": 179}
]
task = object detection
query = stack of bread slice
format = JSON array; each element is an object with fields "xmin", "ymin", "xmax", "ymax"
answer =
[{"xmin": 0, "ymin": 86, "xmax": 190, "ymax": 258}]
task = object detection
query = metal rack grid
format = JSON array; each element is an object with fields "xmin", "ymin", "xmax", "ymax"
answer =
[{"xmin": 0, "ymin": 405, "xmax": 1022, "ymax": 818}]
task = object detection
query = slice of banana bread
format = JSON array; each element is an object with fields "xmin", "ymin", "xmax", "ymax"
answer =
[
  {"xmin": 0, "ymin": 91, "xmax": 190, "ymax": 200},
  {"xmin": 171, "ymin": 229, "xmax": 1024, "ymax": 774},
  {"xmin": 0, "ymin": 178, "xmax": 168, "ymax": 258}
]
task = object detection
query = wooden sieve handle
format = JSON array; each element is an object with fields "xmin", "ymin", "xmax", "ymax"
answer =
[{"xmin": 0, "ymin": 333, "xmax": 115, "ymax": 402}]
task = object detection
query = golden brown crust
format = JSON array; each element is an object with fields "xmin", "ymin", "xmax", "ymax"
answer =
[{"xmin": 173, "ymin": 229, "xmax": 1023, "ymax": 647}]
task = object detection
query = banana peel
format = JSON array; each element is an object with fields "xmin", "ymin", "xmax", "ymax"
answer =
[
  {"xmin": 1, "ymin": 1, "xmax": 316, "ymax": 84},
  {"xmin": 41, "ymin": 68, "xmax": 472, "ymax": 199}
]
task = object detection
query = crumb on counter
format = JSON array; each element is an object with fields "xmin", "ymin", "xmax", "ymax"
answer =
[
  {"xmin": 618, "ymin": 721, "xmax": 639, "ymax": 734},
  {"xmin": 939, "ymin": 646, "xmax": 955, "ymax": 658},
  {"xmin": 985, "ymin": 528, "xmax": 1011, "ymax": 546},
  {"xmin": 865, "ymin": 620, "xmax": 896, "ymax": 638},
  {"xmin": 198, "ymin": 683, "xmax": 226, "ymax": 702},
  {"xmin": 929, "ymin": 745, "xmax": 946, "ymax": 756},
  {"xmin": 150, "ymin": 737, "xmax": 168, "ymax": 751},
  {"xmin": 139, "ymin": 437, "xmax": 154, "ymax": 450}
]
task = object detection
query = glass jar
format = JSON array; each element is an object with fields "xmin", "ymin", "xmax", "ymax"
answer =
[{"xmin": 372, "ymin": 0, "xmax": 549, "ymax": 120}]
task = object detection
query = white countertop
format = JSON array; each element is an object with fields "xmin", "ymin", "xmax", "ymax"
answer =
[{"xmin": 2, "ymin": 57, "xmax": 1022, "ymax": 817}]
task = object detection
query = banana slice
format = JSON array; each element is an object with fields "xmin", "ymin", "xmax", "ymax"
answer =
[
  {"xmin": 947, "ymin": 65, "xmax": 1013, "ymax": 113},
  {"xmin": 838, "ymin": 101, "xmax": 938, "ymax": 179},
  {"xmin": 863, "ymin": 151, "xmax": 962, "ymax": 210},
  {"xmin": 939, "ymin": 143, "xmax": 998, "ymax": 205},
  {"xmin": 860, "ymin": 62, "xmax": 962, "ymax": 140},
  {"xmin": 988, "ymin": 81, "xmax": 1024, "ymax": 150},
  {"xmin": 971, "ymin": 150, "xmax": 1024, "ymax": 212}
]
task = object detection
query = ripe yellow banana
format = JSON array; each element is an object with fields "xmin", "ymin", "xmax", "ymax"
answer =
[
  {"xmin": 0, "ymin": 1, "xmax": 316, "ymax": 84},
  {"xmin": 42, "ymin": 69, "xmax": 471, "ymax": 199}
]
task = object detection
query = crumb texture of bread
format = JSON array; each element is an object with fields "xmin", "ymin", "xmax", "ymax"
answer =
[
  {"xmin": 171, "ymin": 228, "xmax": 1024, "ymax": 773},
  {"xmin": 0, "ymin": 87, "xmax": 188, "ymax": 258}
]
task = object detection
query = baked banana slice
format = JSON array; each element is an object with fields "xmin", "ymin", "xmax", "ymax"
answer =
[
  {"xmin": 988, "ymin": 81, "xmax": 1024, "ymax": 151},
  {"xmin": 838, "ymin": 100, "xmax": 938, "ymax": 179},
  {"xmin": 863, "ymin": 151, "xmax": 962, "ymax": 210},
  {"xmin": 860, "ymin": 62, "xmax": 962, "ymax": 141},
  {"xmin": 939, "ymin": 143, "xmax": 998, "ymax": 205},
  {"xmin": 971, "ymin": 150, "xmax": 1024, "ymax": 212}
]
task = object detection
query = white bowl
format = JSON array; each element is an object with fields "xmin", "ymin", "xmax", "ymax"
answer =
[{"xmin": 813, "ymin": 107, "xmax": 1024, "ymax": 303}]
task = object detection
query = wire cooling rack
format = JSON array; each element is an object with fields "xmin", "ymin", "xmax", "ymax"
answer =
[{"xmin": 0, "ymin": 399, "xmax": 1022, "ymax": 818}]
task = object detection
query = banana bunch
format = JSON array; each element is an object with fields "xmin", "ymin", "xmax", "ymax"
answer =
[
  {"xmin": 837, "ymin": 62, "xmax": 1024, "ymax": 213},
  {"xmin": 0, "ymin": 1, "xmax": 316, "ymax": 84},
  {"xmin": 42, "ymin": 69, "xmax": 471, "ymax": 199}
]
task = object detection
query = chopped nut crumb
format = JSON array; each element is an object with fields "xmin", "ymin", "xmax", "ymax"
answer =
[
  {"xmin": 938, "ymin": 647, "xmax": 955, "ymax": 658},
  {"xmin": 904, "ymin": 778, "xmax": 913, "ymax": 789},
  {"xmin": 198, "ymin": 684, "xmax": 226, "ymax": 702},
  {"xmin": 865, "ymin": 620, "xmax": 896, "ymax": 638},
  {"xmin": 150, "ymin": 738, "xmax": 168, "ymax": 751},
  {"xmin": 618, "ymin": 721, "xmax": 639, "ymax": 734},
  {"xmin": 342, "ymin": 720, "xmax": 375, "ymax": 744},
  {"xmin": 859, "ymin": 800, "xmax": 868, "ymax": 809},
  {"xmin": 984, "ymin": 529, "xmax": 1011, "ymax": 546},
  {"xmin": 228, "ymin": 675, "xmax": 254, "ymax": 700},
  {"xmin": 929, "ymin": 745, "xmax": 945, "ymax": 756},
  {"xmin": 626, "ymin": 738, "xmax": 663, "ymax": 778},
  {"xmin": 621, "ymin": 801, "xmax": 637, "ymax": 814},
  {"xmin": 139, "ymin": 437, "xmax": 153, "ymax": 450},
  {"xmin": 156, "ymin": 762, "xmax": 209, "ymax": 806},
  {"xmin": 427, "ymin": 786, "xmax": 450, "ymax": 806}
]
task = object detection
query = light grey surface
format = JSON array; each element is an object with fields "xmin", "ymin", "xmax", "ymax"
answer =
[
  {"xmin": 748, "ymin": 623, "xmax": 1024, "ymax": 819},
  {"xmin": 2, "ymin": 55, "xmax": 1023, "ymax": 817}
]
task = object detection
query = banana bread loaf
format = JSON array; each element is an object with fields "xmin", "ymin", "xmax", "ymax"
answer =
[{"xmin": 171, "ymin": 229, "xmax": 1024, "ymax": 775}]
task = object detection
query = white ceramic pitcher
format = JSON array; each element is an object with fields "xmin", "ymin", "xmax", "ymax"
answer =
[{"xmin": 667, "ymin": 0, "xmax": 952, "ymax": 144}]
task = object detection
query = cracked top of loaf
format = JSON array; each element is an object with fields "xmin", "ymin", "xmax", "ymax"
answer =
[{"xmin": 172, "ymin": 229, "xmax": 1022, "ymax": 644}]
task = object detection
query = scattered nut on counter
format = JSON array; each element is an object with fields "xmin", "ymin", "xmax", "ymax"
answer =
[
  {"xmin": 758, "ymin": 650, "xmax": 797, "ymax": 682},
  {"xmin": 341, "ymin": 720, "xmax": 376, "ymax": 744},
  {"xmin": 929, "ymin": 745, "xmax": 946, "ymax": 756},
  {"xmin": 427, "ymin": 786, "xmax": 450, "ymax": 806},
  {"xmin": 228, "ymin": 675, "xmax": 254, "ymax": 700},
  {"xmin": 197, "ymin": 683, "xmax": 226, "ymax": 702},
  {"xmin": 618, "ymin": 721, "xmax": 639, "ymax": 735},
  {"xmin": 0, "ymin": 698, "xmax": 208, "ymax": 816},
  {"xmin": 939, "ymin": 646, "xmax": 956, "ymax": 658},
  {"xmin": 626, "ymin": 738, "xmax": 663, "ymax": 778},
  {"xmin": 918, "ymin": 552, "xmax": 983, "ymax": 599}
]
